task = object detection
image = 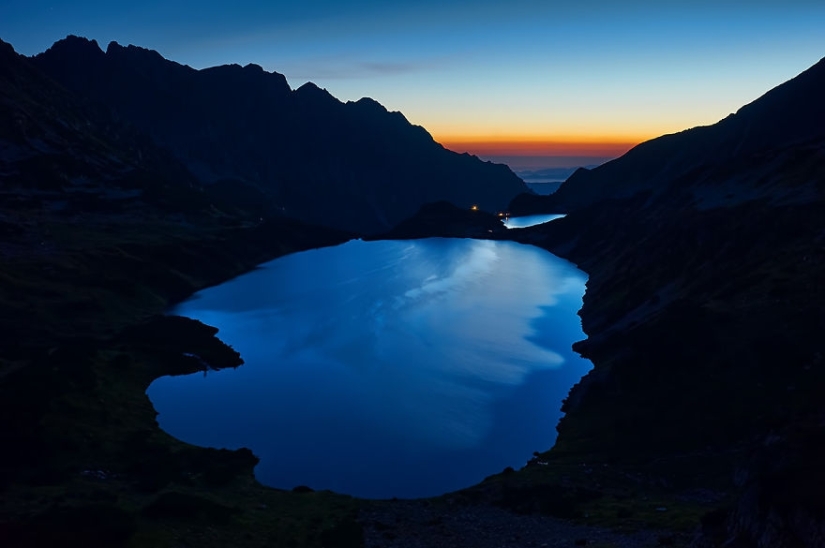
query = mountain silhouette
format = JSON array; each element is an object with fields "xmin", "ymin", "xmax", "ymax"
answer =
[
  {"xmin": 511, "ymin": 54, "xmax": 825, "ymax": 214},
  {"xmin": 33, "ymin": 36, "xmax": 527, "ymax": 233},
  {"xmin": 505, "ymin": 54, "xmax": 825, "ymax": 547},
  {"xmin": 5, "ymin": 32, "xmax": 825, "ymax": 546},
  {"xmin": 0, "ymin": 37, "xmax": 352, "ymax": 345}
]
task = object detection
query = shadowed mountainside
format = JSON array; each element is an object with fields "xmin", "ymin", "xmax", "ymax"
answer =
[
  {"xmin": 32, "ymin": 36, "xmax": 527, "ymax": 234},
  {"xmin": 510, "ymin": 55, "xmax": 825, "ymax": 215},
  {"xmin": 0, "ymin": 37, "xmax": 353, "ymax": 347},
  {"xmin": 0, "ymin": 38, "xmax": 363, "ymax": 547},
  {"xmin": 504, "ymin": 54, "xmax": 825, "ymax": 547}
]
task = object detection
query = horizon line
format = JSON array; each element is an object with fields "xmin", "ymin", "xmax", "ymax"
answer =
[{"xmin": 437, "ymin": 138, "xmax": 642, "ymax": 158}]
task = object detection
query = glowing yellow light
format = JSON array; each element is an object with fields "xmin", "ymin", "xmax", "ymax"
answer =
[{"xmin": 470, "ymin": 205, "xmax": 478, "ymax": 211}]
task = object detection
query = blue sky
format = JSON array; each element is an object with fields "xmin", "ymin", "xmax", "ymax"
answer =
[{"xmin": 3, "ymin": 1, "xmax": 825, "ymax": 166}]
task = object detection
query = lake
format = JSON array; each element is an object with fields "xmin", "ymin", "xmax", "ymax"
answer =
[
  {"xmin": 504, "ymin": 213, "xmax": 565, "ymax": 229},
  {"xmin": 147, "ymin": 238, "xmax": 590, "ymax": 499}
]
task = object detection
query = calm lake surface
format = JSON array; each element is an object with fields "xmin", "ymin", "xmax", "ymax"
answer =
[
  {"xmin": 503, "ymin": 214, "xmax": 565, "ymax": 229},
  {"xmin": 148, "ymin": 238, "xmax": 590, "ymax": 499}
]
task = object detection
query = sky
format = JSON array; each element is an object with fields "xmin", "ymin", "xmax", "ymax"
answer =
[{"xmin": 3, "ymin": 0, "xmax": 825, "ymax": 170}]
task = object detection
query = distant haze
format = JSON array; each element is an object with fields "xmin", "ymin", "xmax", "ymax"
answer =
[{"xmin": 471, "ymin": 155, "xmax": 612, "ymax": 172}]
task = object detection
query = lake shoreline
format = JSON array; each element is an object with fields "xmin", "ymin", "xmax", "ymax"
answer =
[
  {"xmin": 0, "ymin": 217, "xmax": 366, "ymax": 546},
  {"xmin": 0, "ymin": 202, "xmax": 707, "ymax": 547},
  {"xmin": 151, "ymin": 237, "xmax": 591, "ymax": 499}
]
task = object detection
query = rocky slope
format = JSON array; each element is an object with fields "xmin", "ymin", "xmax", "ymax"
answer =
[
  {"xmin": 31, "ymin": 36, "xmax": 527, "ymax": 234},
  {"xmin": 0, "ymin": 38, "xmax": 363, "ymax": 547},
  {"xmin": 506, "ymin": 55, "xmax": 825, "ymax": 547}
]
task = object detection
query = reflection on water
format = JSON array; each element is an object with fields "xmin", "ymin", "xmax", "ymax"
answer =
[
  {"xmin": 504, "ymin": 214, "xmax": 565, "ymax": 229},
  {"xmin": 147, "ymin": 238, "xmax": 590, "ymax": 499}
]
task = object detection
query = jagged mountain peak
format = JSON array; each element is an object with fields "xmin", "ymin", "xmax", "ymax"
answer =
[
  {"xmin": 293, "ymin": 81, "xmax": 338, "ymax": 102},
  {"xmin": 38, "ymin": 35, "xmax": 105, "ymax": 61},
  {"xmin": 31, "ymin": 36, "xmax": 527, "ymax": 233},
  {"xmin": 199, "ymin": 62, "xmax": 291, "ymax": 95},
  {"xmin": 349, "ymin": 97, "xmax": 387, "ymax": 111},
  {"xmin": 105, "ymin": 40, "xmax": 168, "ymax": 64},
  {"xmin": 346, "ymin": 97, "xmax": 405, "ymax": 123}
]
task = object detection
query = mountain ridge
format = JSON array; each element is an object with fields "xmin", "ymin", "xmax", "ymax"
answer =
[
  {"xmin": 3, "ymin": 32, "xmax": 825, "ymax": 547},
  {"xmin": 510, "ymin": 54, "xmax": 825, "ymax": 214},
  {"xmin": 503, "ymin": 52, "xmax": 825, "ymax": 547},
  {"xmin": 32, "ymin": 36, "xmax": 528, "ymax": 234}
]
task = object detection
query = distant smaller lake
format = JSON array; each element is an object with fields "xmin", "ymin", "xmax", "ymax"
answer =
[
  {"xmin": 504, "ymin": 214, "xmax": 565, "ymax": 229},
  {"xmin": 148, "ymin": 238, "xmax": 589, "ymax": 499}
]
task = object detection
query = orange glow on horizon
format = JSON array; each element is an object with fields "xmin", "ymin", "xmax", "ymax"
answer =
[{"xmin": 436, "ymin": 137, "xmax": 644, "ymax": 158}]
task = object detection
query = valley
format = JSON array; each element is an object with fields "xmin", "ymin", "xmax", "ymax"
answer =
[{"xmin": 0, "ymin": 34, "xmax": 823, "ymax": 548}]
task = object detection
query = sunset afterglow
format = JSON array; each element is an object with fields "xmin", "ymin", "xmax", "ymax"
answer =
[
  {"xmin": 4, "ymin": 1, "xmax": 824, "ymax": 168},
  {"xmin": 438, "ymin": 138, "xmax": 640, "ymax": 159}
]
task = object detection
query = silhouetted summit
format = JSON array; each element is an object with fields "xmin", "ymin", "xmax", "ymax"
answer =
[
  {"xmin": 33, "ymin": 36, "xmax": 527, "ymax": 233},
  {"xmin": 516, "ymin": 54, "xmax": 825, "ymax": 212},
  {"xmin": 1, "ymin": 36, "xmax": 357, "ymax": 340}
]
